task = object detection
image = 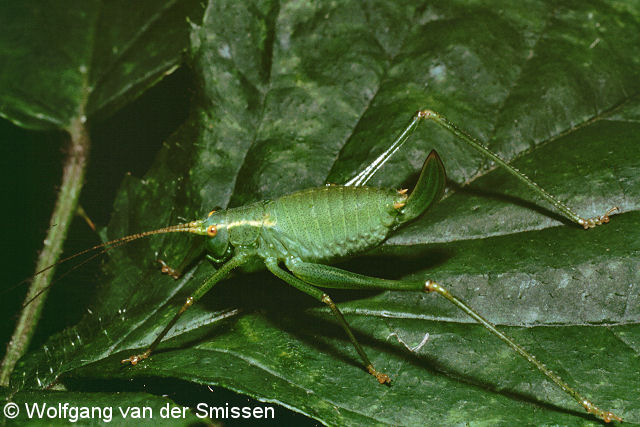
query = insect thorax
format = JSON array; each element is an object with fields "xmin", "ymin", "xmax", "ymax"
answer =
[{"xmin": 221, "ymin": 201, "xmax": 270, "ymax": 247}]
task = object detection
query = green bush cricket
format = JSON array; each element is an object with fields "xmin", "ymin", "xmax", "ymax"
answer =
[{"xmin": 22, "ymin": 109, "xmax": 621, "ymax": 422}]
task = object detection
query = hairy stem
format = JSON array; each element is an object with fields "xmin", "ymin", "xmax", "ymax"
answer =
[{"xmin": 0, "ymin": 117, "xmax": 90, "ymax": 386}]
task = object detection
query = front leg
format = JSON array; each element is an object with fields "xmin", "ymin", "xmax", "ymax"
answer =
[
  {"xmin": 157, "ymin": 241, "xmax": 204, "ymax": 280},
  {"xmin": 122, "ymin": 253, "xmax": 247, "ymax": 365}
]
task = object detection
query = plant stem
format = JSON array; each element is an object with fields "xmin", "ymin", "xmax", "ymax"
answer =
[{"xmin": 0, "ymin": 117, "xmax": 90, "ymax": 386}]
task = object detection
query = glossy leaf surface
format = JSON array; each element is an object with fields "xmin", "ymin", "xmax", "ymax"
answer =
[
  {"xmin": 12, "ymin": 1, "xmax": 640, "ymax": 425},
  {"xmin": 0, "ymin": 0, "xmax": 204, "ymax": 130}
]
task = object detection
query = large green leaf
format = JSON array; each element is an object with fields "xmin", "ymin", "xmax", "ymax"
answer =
[
  {"xmin": 0, "ymin": 0, "xmax": 206, "ymax": 395},
  {"xmin": 12, "ymin": 1, "xmax": 640, "ymax": 425},
  {"xmin": 0, "ymin": 0, "xmax": 204, "ymax": 130}
]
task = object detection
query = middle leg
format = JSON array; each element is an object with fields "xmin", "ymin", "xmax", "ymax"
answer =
[{"xmin": 264, "ymin": 257, "xmax": 390, "ymax": 384}]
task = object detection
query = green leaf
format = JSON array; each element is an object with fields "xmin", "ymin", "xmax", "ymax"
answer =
[
  {"xmin": 0, "ymin": 0, "xmax": 206, "ymax": 394},
  {"xmin": 0, "ymin": 0, "xmax": 205, "ymax": 130},
  {"xmin": 12, "ymin": 1, "xmax": 640, "ymax": 425}
]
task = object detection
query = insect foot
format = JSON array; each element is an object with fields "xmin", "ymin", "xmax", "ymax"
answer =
[
  {"xmin": 579, "ymin": 206, "xmax": 620, "ymax": 229},
  {"xmin": 157, "ymin": 259, "xmax": 181, "ymax": 279},
  {"xmin": 583, "ymin": 400, "xmax": 623, "ymax": 424},
  {"xmin": 367, "ymin": 365, "xmax": 391, "ymax": 385},
  {"xmin": 422, "ymin": 280, "xmax": 623, "ymax": 423},
  {"xmin": 121, "ymin": 350, "xmax": 151, "ymax": 366}
]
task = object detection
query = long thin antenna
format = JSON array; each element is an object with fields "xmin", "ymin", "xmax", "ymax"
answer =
[
  {"xmin": 22, "ymin": 238, "xmax": 135, "ymax": 307},
  {"xmin": 32, "ymin": 220, "xmax": 204, "ymax": 278},
  {"xmin": 4, "ymin": 220, "xmax": 205, "ymax": 301}
]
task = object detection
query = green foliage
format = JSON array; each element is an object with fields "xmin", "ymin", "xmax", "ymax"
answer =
[
  {"xmin": 0, "ymin": 0, "xmax": 204, "ymax": 130},
  {"xmin": 5, "ymin": 0, "xmax": 640, "ymax": 425}
]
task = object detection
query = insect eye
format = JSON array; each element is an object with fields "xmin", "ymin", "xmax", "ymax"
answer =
[{"xmin": 207, "ymin": 225, "xmax": 217, "ymax": 237}]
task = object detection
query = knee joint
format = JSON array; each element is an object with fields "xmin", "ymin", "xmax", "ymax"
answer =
[
  {"xmin": 417, "ymin": 109, "xmax": 436, "ymax": 119},
  {"xmin": 425, "ymin": 280, "xmax": 439, "ymax": 293},
  {"xmin": 178, "ymin": 296, "xmax": 194, "ymax": 314},
  {"xmin": 321, "ymin": 293, "xmax": 333, "ymax": 306}
]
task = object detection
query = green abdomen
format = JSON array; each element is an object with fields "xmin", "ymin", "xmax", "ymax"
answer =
[{"xmin": 262, "ymin": 186, "xmax": 403, "ymax": 262}]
